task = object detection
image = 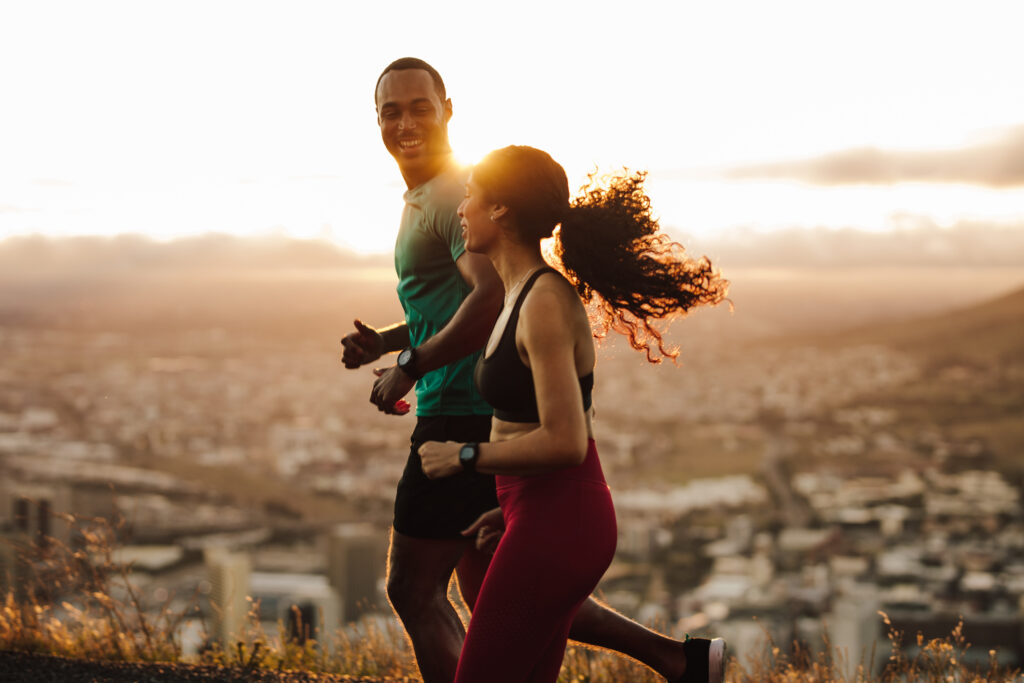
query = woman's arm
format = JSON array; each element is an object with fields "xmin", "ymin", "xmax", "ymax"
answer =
[
  {"xmin": 369, "ymin": 252, "xmax": 503, "ymax": 413},
  {"xmin": 419, "ymin": 280, "xmax": 590, "ymax": 477}
]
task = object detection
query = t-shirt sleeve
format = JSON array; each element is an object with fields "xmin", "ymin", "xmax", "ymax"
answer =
[{"xmin": 427, "ymin": 197, "xmax": 466, "ymax": 262}]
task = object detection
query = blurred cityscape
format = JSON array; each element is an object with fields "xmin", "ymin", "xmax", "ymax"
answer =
[{"xmin": 1, "ymin": 242, "xmax": 1023, "ymax": 675}]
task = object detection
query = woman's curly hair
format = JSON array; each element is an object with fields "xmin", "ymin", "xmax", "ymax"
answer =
[
  {"xmin": 474, "ymin": 146, "xmax": 729, "ymax": 362},
  {"xmin": 558, "ymin": 170, "xmax": 728, "ymax": 361}
]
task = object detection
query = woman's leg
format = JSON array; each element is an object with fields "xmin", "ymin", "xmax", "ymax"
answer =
[
  {"xmin": 454, "ymin": 521, "xmax": 578, "ymax": 682},
  {"xmin": 456, "ymin": 478, "xmax": 617, "ymax": 683}
]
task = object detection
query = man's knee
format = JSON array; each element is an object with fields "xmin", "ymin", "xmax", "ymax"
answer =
[
  {"xmin": 386, "ymin": 529, "xmax": 467, "ymax": 619},
  {"xmin": 386, "ymin": 566, "xmax": 417, "ymax": 612},
  {"xmin": 387, "ymin": 560, "xmax": 448, "ymax": 620}
]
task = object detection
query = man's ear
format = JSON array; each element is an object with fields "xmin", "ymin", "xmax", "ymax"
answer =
[{"xmin": 443, "ymin": 98, "xmax": 453, "ymax": 123}]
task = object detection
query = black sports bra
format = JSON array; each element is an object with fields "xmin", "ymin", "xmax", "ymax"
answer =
[{"xmin": 474, "ymin": 267, "xmax": 594, "ymax": 423}]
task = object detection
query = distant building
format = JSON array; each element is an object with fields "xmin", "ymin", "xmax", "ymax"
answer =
[
  {"xmin": 204, "ymin": 548, "xmax": 251, "ymax": 644},
  {"xmin": 249, "ymin": 571, "xmax": 341, "ymax": 644},
  {"xmin": 0, "ymin": 481, "xmax": 73, "ymax": 549},
  {"xmin": 826, "ymin": 586, "xmax": 885, "ymax": 677},
  {"xmin": 0, "ymin": 527, "xmax": 30, "ymax": 598},
  {"xmin": 326, "ymin": 522, "xmax": 387, "ymax": 623},
  {"xmin": 0, "ymin": 477, "xmax": 120, "ymax": 549},
  {"xmin": 776, "ymin": 527, "xmax": 842, "ymax": 571}
]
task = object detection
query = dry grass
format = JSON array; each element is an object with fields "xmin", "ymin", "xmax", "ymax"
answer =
[
  {"xmin": 1, "ymin": 514, "xmax": 414, "ymax": 677},
  {"xmin": 1, "ymin": 515, "xmax": 187, "ymax": 664},
  {"xmin": 2, "ymin": 515, "xmax": 1021, "ymax": 682},
  {"xmin": 192, "ymin": 607, "xmax": 416, "ymax": 679},
  {"xmin": 711, "ymin": 612, "xmax": 1021, "ymax": 683}
]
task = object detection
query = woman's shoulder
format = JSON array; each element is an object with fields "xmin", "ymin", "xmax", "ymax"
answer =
[
  {"xmin": 520, "ymin": 269, "xmax": 584, "ymax": 321},
  {"xmin": 517, "ymin": 269, "xmax": 593, "ymax": 357},
  {"xmin": 531, "ymin": 268, "xmax": 577, "ymax": 298}
]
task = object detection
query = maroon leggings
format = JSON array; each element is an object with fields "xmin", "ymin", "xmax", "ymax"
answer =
[{"xmin": 455, "ymin": 440, "xmax": 617, "ymax": 683}]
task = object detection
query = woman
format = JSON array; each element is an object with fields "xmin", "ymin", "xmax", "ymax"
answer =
[{"xmin": 418, "ymin": 146, "xmax": 728, "ymax": 683}]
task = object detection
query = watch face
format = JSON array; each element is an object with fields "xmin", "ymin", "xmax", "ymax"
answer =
[
  {"xmin": 459, "ymin": 443, "xmax": 478, "ymax": 469},
  {"xmin": 397, "ymin": 347, "xmax": 419, "ymax": 380}
]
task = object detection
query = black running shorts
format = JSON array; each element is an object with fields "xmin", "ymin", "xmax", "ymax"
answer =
[{"xmin": 393, "ymin": 414, "xmax": 497, "ymax": 539}]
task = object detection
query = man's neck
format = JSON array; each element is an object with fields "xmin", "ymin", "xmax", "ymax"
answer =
[{"xmin": 400, "ymin": 154, "xmax": 453, "ymax": 190}]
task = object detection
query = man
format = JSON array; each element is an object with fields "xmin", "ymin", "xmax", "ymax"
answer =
[{"xmin": 341, "ymin": 57, "xmax": 723, "ymax": 683}]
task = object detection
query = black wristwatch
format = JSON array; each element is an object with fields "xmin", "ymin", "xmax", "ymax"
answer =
[
  {"xmin": 459, "ymin": 443, "xmax": 480, "ymax": 473},
  {"xmin": 397, "ymin": 346, "xmax": 422, "ymax": 380}
]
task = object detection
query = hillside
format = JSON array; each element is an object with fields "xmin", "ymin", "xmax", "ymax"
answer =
[
  {"xmin": 0, "ymin": 234, "xmax": 390, "ymax": 276},
  {"xmin": 811, "ymin": 283, "xmax": 1024, "ymax": 361}
]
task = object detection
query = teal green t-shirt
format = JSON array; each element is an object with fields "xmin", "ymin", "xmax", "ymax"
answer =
[{"xmin": 394, "ymin": 162, "xmax": 493, "ymax": 417}]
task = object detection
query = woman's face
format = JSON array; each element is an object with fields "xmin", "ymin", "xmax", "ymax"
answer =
[{"xmin": 457, "ymin": 176, "xmax": 500, "ymax": 254}]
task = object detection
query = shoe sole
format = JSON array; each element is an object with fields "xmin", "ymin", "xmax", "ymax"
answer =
[{"xmin": 708, "ymin": 638, "xmax": 726, "ymax": 683}]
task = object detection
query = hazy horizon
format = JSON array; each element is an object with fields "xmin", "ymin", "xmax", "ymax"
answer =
[
  {"xmin": 3, "ymin": 220, "xmax": 1024, "ymax": 271},
  {"xmin": 3, "ymin": 227, "xmax": 1023, "ymax": 349}
]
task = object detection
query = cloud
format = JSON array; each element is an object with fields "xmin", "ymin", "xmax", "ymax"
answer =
[
  {"xmin": 724, "ymin": 126, "xmax": 1024, "ymax": 187},
  {"xmin": 686, "ymin": 218, "xmax": 1024, "ymax": 268}
]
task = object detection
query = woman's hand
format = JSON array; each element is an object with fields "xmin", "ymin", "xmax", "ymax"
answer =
[
  {"xmin": 462, "ymin": 506, "xmax": 505, "ymax": 555},
  {"xmin": 417, "ymin": 441, "xmax": 463, "ymax": 479}
]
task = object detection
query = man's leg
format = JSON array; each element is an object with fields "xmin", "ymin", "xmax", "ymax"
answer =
[
  {"xmin": 389, "ymin": 413, "xmax": 498, "ymax": 681},
  {"xmin": 386, "ymin": 529, "xmax": 471, "ymax": 683},
  {"xmin": 568, "ymin": 597, "xmax": 688, "ymax": 680},
  {"xmin": 453, "ymin": 542, "xmax": 492, "ymax": 611}
]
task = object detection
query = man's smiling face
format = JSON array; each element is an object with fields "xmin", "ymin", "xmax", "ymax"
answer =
[{"xmin": 375, "ymin": 68, "xmax": 452, "ymax": 184}]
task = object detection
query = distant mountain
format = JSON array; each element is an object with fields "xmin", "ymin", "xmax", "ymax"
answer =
[
  {"xmin": 0, "ymin": 233, "xmax": 390, "ymax": 276},
  {"xmin": 822, "ymin": 284, "xmax": 1024, "ymax": 361},
  {"xmin": 7, "ymin": 220, "xmax": 1024, "ymax": 276}
]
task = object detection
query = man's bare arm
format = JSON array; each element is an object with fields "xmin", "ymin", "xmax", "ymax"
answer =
[
  {"xmin": 378, "ymin": 322, "xmax": 412, "ymax": 353},
  {"xmin": 368, "ymin": 251, "xmax": 502, "ymax": 413}
]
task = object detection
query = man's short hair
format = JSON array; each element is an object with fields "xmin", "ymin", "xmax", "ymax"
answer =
[{"xmin": 375, "ymin": 57, "xmax": 447, "ymax": 104}]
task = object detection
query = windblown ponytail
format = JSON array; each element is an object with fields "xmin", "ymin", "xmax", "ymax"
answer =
[
  {"xmin": 555, "ymin": 170, "xmax": 728, "ymax": 362},
  {"xmin": 474, "ymin": 146, "xmax": 729, "ymax": 362}
]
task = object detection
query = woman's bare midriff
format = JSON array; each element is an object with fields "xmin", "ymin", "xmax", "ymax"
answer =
[{"xmin": 490, "ymin": 410, "xmax": 595, "ymax": 444}]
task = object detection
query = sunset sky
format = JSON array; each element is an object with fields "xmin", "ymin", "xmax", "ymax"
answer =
[{"xmin": 2, "ymin": 0, "xmax": 1023, "ymax": 255}]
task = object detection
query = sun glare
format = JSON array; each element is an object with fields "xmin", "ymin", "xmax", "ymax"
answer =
[{"xmin": 1, "ymin": 2, "xmax": 1022, "ymax": 252}]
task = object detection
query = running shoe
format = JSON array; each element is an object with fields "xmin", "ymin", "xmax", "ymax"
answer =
[{"xmin": 671, "ymin": 635, "xmax": 726, "ymax": 683}]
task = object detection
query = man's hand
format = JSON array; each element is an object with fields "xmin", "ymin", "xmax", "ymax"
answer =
[
  {"xmin": 370, "ymin": 365, "xmax": 415, "ymax": 414},
  {"xmin": 462, "ymin": 506, "xmax": 505, "ymax": 555},
  {"xmin": 417, "ymin": 440, "xmax": 463, "ymax": 479},
  {"xmin": 340, "ymin": 319, "xmax": 385, "ymax": 369}
]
